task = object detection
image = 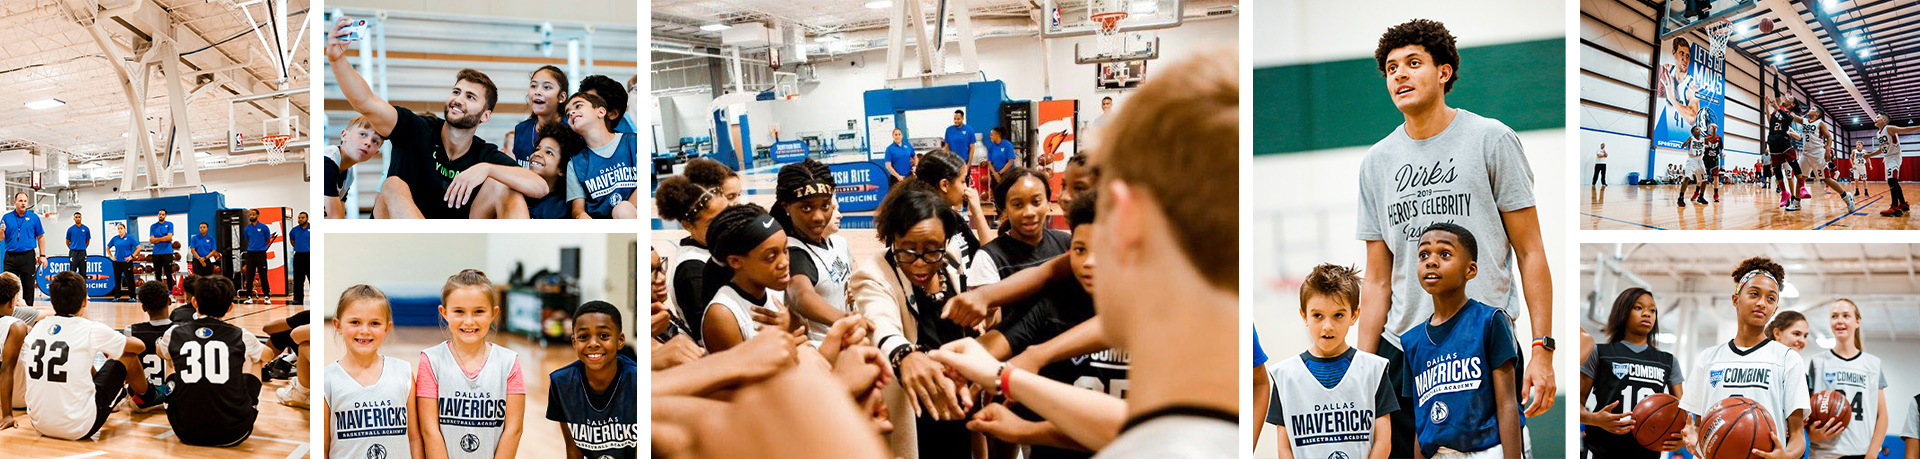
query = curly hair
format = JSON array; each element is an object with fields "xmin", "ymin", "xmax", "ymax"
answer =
[
  {"xmin": 875, "ymin": 180, "xmax": 963, "ymax": 246},
  {"xmin": 992, "ymin": 166, "xmax": 1052, "ymax": 213},
  {"xmin": 655, "ymin": 175, "xmax": 714, "ymax": 223},
  {"xmin": 1067, "ymin": 188, "xmax": 1099, "ymax": 229},
  {"xmin": 1299, "ymin": 264, "xmax": 1362, "ymax": 314},
  {"xmin": 1374, "ymin": 19, "xmax": 1461, "ymax": 93},
  {"xmin": 684, "ymin": 158, "xmax": 738, "ymax": 189},
  {"xmin": 535, "ymin": 117, "xmax": 586, "ymax": 162},
  {"xmin": 1731, "ymin": 256, "xmax": 1786, "ymax": 286}
]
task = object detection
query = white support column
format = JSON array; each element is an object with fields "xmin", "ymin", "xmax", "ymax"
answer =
[
  {"xmin": 159, "ymin": 29, "xmax": 201, "ymax": 187},
  {"xmin": 85, "ymin": 22, "xmax": 157, "ymax": 193},
  {"xmin": 886, "ymin": 0, "xmax": 906, "ymax": 80},
  {"xmin": 946, "ymin": 0, "xmax": 980, "ymax": 75}
]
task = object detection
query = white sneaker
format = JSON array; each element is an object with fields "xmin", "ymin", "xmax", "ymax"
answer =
[
  {"xmin": 1843, "ymin": 192, "xmax": 1857, "ymax": 212},
  {"xmin": 277, "ymin": 380, "xmax": 309, "ymax": 409}
]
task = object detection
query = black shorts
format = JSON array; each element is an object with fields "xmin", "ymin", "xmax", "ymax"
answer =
[
  {"xmin": 82, "ymin": 359, "xmax": 131, "ymax": 440},
  {"xmin": 1705, "ymin": 156, "xmax": 1721, "ymax": 172},
  {"xmin": 269, "ymin": 310, "xmax": 311, "ymax": 350}
]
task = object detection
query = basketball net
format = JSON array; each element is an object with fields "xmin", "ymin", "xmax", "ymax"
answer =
[
  {"xmin": 1706, "ymin": 19, "xmax": 1734, "ymax": 60},
  {"xmin": 1090, "ymin": 1, "xmax": 1128, "ymax": 59},
  {"xmin": 264, "ymin": 134, "xmax": 291, "ymax": 166}
]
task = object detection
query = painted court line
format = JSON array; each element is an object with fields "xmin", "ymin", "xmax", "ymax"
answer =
[
  {"xmin": 49, "ymin": 452, "xmax": 107, "ymax": 459},
  {"xmin": 1580, "ymin": 212, "xmax": 1668, "ymax": 230}
]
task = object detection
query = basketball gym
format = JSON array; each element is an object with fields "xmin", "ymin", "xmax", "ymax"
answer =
[{"xmin": 1581, "ymin": 0, "xmax": 1920, "ymax": 230}]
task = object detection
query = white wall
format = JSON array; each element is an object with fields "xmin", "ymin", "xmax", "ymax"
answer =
[{"xmin": 46, "ymin": 162, "xmax": 309, "ymax": 244}]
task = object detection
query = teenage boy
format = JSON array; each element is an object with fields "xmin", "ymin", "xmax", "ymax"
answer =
[
  {"xmin": 325, "ymin": 16, "xmax": 547, "ymax": 219},
  {"xmin": 1, "ymin": 192, "xmax": 43, "ymax": 306},
  {"xmin": 108, "ymin": 224, "xmax": 136, "ymax": 299},
  {"xmin": 191, "ymin": 222, "xmax": 218, "ymax": 276},
  {"xmin": 562, "ymin": 93, "xmax": 640, "ymax": 219},
  {"xmin": 23, "ymin": 271, "xmax": 167, "ymax": 440},
  {"xmin": 1401, "ymin": 224, "xmax": 1524, "ymax": 459},
  {"xmin": 240, "ymin": 210, "xmax": 272, "ymax": 303},
  {"xmin": 325, "ymin": 115, "xmax": 385, "ymax": 218},
  {"xmin": 124, "ymin": 280, "xmax": 175, "ymax": 410},
  {"xmin": 161, "ymin": 275, "xmax": 268, "ymax": 446},
  {"xmin": 1353, "ymin": 21, "xmax": 1556, "ymax": 436},
  {"xmin": 1267, "ymin": 264, "xmax": 1396, "ymax": 459},
  {"xmin": 150, "ymin": 209, "xmax": 175, "ymax": 290},
  {"xmin": 65, "ymin": 212, "xmax": 88, "ymax": 275},
  {"xmin": 547, "ymin": 301, "xmax": 639, "ymax": 459}
]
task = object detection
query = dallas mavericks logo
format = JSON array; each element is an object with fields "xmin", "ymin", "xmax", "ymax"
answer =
[
  {"xmin": 460, "ymin": 433, "xmax": 480, "ymax": 452},
  {"xmin": 1709, "ymin": 369, "xmax": 1724, "ymax": 388},
  {"xmin": 367, "ymin": 444, "xmax": 387, "ymax": 459},
  {"xmin": 1612, "ymin": 362, "xmax": 1630, "ymax": 379},
  {"xmin": 1824, "ymin": 372, "xmax": 1836, "ymax": 387},
  {"xmin": 1430, "ymin": 401, "xmax": 1449, "ymax": 424},
  {"xmin": 1329, "ymin": 452, "xmax": 1350, "ymax": 459},
  {"xmin": 49, "ymin": 324, "xmax": 60, "ymax": 334},
  {"xmin": 196, "ymin": 327, "xmax": 213, "ymax": 339}
]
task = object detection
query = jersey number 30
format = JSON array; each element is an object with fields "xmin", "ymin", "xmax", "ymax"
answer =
[
  {"xmin": 178, "ymin": 341, "xmax": 231, "ymax": 384},
  {"xmin": 25, "ymin": 339, "xmax": 69, "ymax": 383}
]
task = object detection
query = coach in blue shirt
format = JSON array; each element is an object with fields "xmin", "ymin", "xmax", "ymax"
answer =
[
  {"xmin": 885, "ymin": 128, "xmax": 915, "ymax": 184},
  {"xmin": 944, "ymin": 109, "xmax": 976, "ymax": 163},
  {"xmin": 240, "ymin": 210, "xmax": 273, "ymax": 302},
  {"xmin": 149, "ymin": 209, "xmax": 176, "ymax": 290},
  {"xmin": 190, "ymin": 222, "xmax": 218, "ymax": 276},
  {"xmin": 65, "ymin": 212, "xmax": 89, "ymax": 275},
  {"xmin": 1, "ymin": 192, "xmax": 43, "ymax": 305},
  {"xmin": 290, "ymin": 212, "xmax": 310, "ymax": 305},
  {"xmin": 109, "ymin": 223, "xmax": 136, "ymax": 299}
]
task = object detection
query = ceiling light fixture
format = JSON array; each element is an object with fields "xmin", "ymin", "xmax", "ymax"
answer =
[
  {"xmin": 24, "ymin": 99, "xmax": 64, "ymax": 110},
  {"xmin": 864, "ymin": 0, "xmax": 893, "ymax": 9},
  {"xmin": 700, "ymin": 23, "xmax": 731, "ymax": 31}
]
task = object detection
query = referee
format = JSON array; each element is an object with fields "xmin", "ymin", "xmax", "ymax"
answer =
[{"xmin": 1, "ymin": 192, "xmax": 44, "ymax": 306}]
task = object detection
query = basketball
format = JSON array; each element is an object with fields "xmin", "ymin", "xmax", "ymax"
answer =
[
  {"xmin": 1631, "ymin": 393, "xmax": 1687, "ymax": 450},
  {"xmin": 1699, "ymin": 397, "xmax": 1775, "ymax": 459},
  {"xmin": 172, "ymin": 241, "xmax": 181, "ymax": 250},
  {"xmin": 1759, "ymin": 17, "xmax": 1774, "ymax": 33},
  {"xmin": 1809, "ymin": 390, "xmax": 1853, "ymax": 430}
]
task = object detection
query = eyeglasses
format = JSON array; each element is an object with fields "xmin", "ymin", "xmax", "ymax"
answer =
[{"xmin": 890, "ymin": 247, "xmax": 947, "ymax": 265}]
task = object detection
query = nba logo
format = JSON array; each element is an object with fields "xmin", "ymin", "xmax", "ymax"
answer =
[
  {"xmin": 1612, "ymin": 362, "xmax": 1630, "ymax": 379},
  {"xmin": 49, "ymin": 324, "xmax": 60, "ymax": 334},
  {"xmin": 1709, "ymin": 369, "xmax": 1724, "ymax": 387},
  {"xmin": 1330, "ymin": 452, "xmax": 1350, "ymax": 459},
  {"xmin": 233, "ymin": 133, "xmax": 243, "ymax": 149}
]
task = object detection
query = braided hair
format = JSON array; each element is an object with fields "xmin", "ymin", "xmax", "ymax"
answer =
[
  {"xmin": 654, "ymin": 175, "xmax": 715, "ymax": 224},
  {"xmin": 771, "ymin": 159, "xmax": 835, "ymax": 244}
]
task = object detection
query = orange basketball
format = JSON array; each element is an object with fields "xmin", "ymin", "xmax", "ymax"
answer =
[
  {"xmin": 1631, "ymin": 393, "xmax": 1687, "ymax": 450},
  {"xmin": 1809, "ymin": 390, "xmax": 1853, "ymax": 431},
  {"xmin": 1699, "ymin": 397, "xmax": 1775, "ymax": 459}
]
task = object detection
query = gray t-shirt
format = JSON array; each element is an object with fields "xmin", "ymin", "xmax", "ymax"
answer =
[
  {"xmin": 1094, "ymin": 416, "xmax": 1235, "ymax": 459},
  {"xmin": 1356, "ymin": 109, "xmax": 1535, "ymax": 340},
  {"xmin": 565, "ymin": 138, "xmax": 620, "ymax": 202}
]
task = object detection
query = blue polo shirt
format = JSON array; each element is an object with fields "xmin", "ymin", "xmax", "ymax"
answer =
[
  {"xmin": 986, "ymin": 139, "xmax": 1015, "ymax": 171},
  {"xmin": 191, "ymin": 234, "xmax": 216, "ymax": 258},
  {"xmin": 885, "ymin": 142, "xmax": 915, "ymax": 178},
  {"xmin": 943, "ymin": 124, "xmax": 975, "ymax": 162},
  {"xmin": 149, "ymin": 221, "xmax": 174, "ymax": 255},
  {"xmin": 290, "ymin": 224, "xmax": 310, "ymax": 253},
  {"xmin": 2, "ymin": 211, "xmax": 42, "ymax": 253},
  {"xmin": 66, "ymin": 224, "xmax": 89, "ymax": 250},
  {"xmin": 109, "ymin": 234, "xmax": 136, "ymax": 262},
  {"xmin": 244, "ymin": 222, "xmax": 272, "ymax": 251}
]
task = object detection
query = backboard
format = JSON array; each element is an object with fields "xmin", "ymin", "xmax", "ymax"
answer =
[
  {"xmin": 1658, "ymin": 0, "xmax": 1760, "ymax": 40},
  {"xmin": 228, "ymin": 87, "xmax": 311, "ymax": 154},
  {"xmin": 1041, "ymin": 0, "xmax": 1185, "ymax": 38}
]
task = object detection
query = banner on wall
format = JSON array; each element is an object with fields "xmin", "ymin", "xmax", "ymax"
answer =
[
  {"xmin": 831, "ymin": 161, "xmax": 888, "ymax": 213},
  {"xmin": 1653, "ymin": 38, "xmax": 1725, "ymax": 154},
  {"xmin": 772, "ymin": 140, "xmax": 809, "ymax": 164},
  {"xmin": 1034, "ymin": 99, "xmax": 1078, "ymax": 197},
  {"xmin": 37, "ymin": 255, "xmax": 115, "ymax": 297}
]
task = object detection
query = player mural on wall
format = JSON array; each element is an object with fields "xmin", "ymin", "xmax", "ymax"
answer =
[{"xmin": 1655, "ymin": 36, "xmax": 1727, "ymax": 172}]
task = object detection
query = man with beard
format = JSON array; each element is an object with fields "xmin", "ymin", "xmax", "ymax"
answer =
[{"xmin": 325, "ymin": 16, "xmax": 550, "ymax": 219}]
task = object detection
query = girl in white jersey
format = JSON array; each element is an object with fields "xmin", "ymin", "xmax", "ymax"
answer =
[
  {"xmin": 1806, "ymin": 299, "xmax": 1888, "ymax": 459},
  {"xmin": 416, "ymin": 270, "xmax": 527, "ymax": 459},
  {"xmin": 1682, "ymin": 257, "xmax": 1811, "ymax": 459},
  {"xmin": 701, "ymin": 204, "xmax": 797, "ymax": 353},
  {"xmin": 773, "ymin": 159, "xmax": 856, "ymax": 342},
  {"xmin": 1866, "ymin": 114, "xmax": 1920, "ymax": 216},
  {"xmin": 326, "ymin": 285, "xmax": 423, "ymax": 459},
  {"xmin": 655, "ymin": 165, "xmax": 736, "ymax": 346}
]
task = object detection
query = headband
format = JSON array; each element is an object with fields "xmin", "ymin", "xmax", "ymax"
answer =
[
  {"xmin": 714, "ymin": 213, "xmax": 782, "ymax": 259},
  {"xmin": 777, "ymin": 180, "xmax": 834, "ymax": 204},
  {"xmin": 1737, "ymin": 269, "xmax": 1777, "ymax": 289},
  {"xmin": 673, "ymin": 187, "xmax": 717, "ymax": 223}
]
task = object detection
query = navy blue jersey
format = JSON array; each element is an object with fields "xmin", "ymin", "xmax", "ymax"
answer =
[
  {"xmin": 546, "ymin": 356, "xmax": 639, "ymax": 459},
  {"xmin": 568, "ymin": 134, "xmax": 638, "ymax": 218},
  {"xmin": 1399, "ymin": 299, "xmax": 1522, "ymax": 457},
  {"xmin": 511, "ymin": 118, "xmax": 537, "ymax": 167}
]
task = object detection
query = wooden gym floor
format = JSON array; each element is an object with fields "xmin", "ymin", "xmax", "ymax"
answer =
[
  {"xmin": 1580, "ymin": 181, "xmax": 1919, "ymax": 230},
  {"xmin": 0, "ymin": 293, "xmax": 311, "ymax": 459},
  {"xmin": 322, "ymin": 326, "xmax": 586, "ymax": 459}
]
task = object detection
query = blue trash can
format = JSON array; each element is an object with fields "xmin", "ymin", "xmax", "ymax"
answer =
[{"xmin": 1626, "ymin": 172, "xmax": 1640, "ymax": 185}]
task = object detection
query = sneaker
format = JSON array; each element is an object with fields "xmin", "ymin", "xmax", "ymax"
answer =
[
  {"xmin": 263, "ymin": 358, "xmax": 294, "ymax": 382},
  {"xmin": 1779, "ymin": 191, "xmax": 1791, "ymax": 207},
  {"xmin": 1800, "ymin": 186, "xmax": 1812, "ymax": 199},
  {"xmin": 1695, "ymin": 196, "xmax": 1709, "ymax": 205},
  {"xmin": 277, "ymin": 382, "xmax": 309, "ymax": 409},
  {"xmin": 1882, "ymin": 206, "xmax": 1902, "ymax": 216},
  {"xmin": 1843, "ymin": 193, "xmax": 1856, "ymax": 212},
  {"xmin": 1786, "ymin": 199, "xmax": 1801, "ymax": 211},
  {"xmin": 1678, "ymin": 198, "xmax": 1687, "ymax": 208},
  {"xmin": 130, "ymin": 384, "xmax": 167, "ymax": 413}
]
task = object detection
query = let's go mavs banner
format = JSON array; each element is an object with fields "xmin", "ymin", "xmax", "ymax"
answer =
[{"xmin": 1653, "ymin": 39, "xmax": 1726, "ymax": 151}]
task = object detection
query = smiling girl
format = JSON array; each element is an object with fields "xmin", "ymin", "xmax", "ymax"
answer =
[
  {"xmin": 967, "ymin": 167, "xmax": 1069, "ymax": 288},
  {"xmin": 1807, "ymin": 299, "xmax": 1888, "ymax": 459},
  {"xmin": 416, "ymin": 270, "xmax": 527, "ymax": 459},
  {"xmin": 701, "ymin": 204, "xmax": 796, "ymax": 353},
  {"xmin": 502, "ymin": 65, "xmax": 568, "ymax": 167},
  {"xmin": 772, "ymin": 160, "xmax": 855, "ymax": 342},
  {"xmin": 326, "ymin": 285, "xmax": 422, "ymax": 459}
]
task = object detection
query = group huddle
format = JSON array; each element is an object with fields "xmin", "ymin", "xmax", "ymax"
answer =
[
  {"xmin": 323, "ymin": 272, "xmax": 641, "ymax": 459},
  {"xmin": 322, "ymin": 16, "xmax": 640, "ymax": 219}
]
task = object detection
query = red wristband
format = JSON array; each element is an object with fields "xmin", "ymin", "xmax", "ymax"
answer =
[{"xmin": 999, "ymin": 364, "xmax": 1014, "ymax": 404}]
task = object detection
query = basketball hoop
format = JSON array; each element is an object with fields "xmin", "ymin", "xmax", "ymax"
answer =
[
  {"xmin": 264, "ymin": 135, "xmax": 291, "ymax": 165},
  {"xmin": 1706, "ymin": 19, "xmax": 1734, "ymax": 59},
  {"xmin": 1090, "ymin": 8, "xmax": 1128, "ymax": 59}
]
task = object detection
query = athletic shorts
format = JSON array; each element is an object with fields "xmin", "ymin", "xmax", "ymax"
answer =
[
  {"xmin": 80, "ymin": 359, "xmax": 131, "ymax": 440},
  {"xmin": 1888, "ymin": 155, "xmax": 1904, "ymax": 176},
  {"xmin": 1704, "ymin": 156, "xmax": 1721, "ymax": 173},
  {"xmin": 1801, "ymin": 151, "xmax": 1825, "ymax": 178},
  {"xmin": 1686, "ymin": 157, "xmax": 1706, "ymax": 176},
  {"xmin": 1771, "ymin": 150, "xmax": 1796, "ymax": 167},
  {"xmin": 269, "ymin": 310, "xmax": 311, "ymax": 350}
]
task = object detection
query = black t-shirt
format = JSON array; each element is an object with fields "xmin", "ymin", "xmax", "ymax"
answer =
[
  {"xmin": 383, "ymin": 106, "xmax": 516, "ymax": 218},
  {"xmin": 1581, "ymin": 341, "xmax": 1679, "ymax": 459},
  {"xmin": 324, "ymin": 156, "xmax": 346, "ymax": 197}
]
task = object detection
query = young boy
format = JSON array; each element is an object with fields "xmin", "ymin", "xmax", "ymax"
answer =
[
  {"xmin": 23, "ymin": 271, "xmax": 166, "ymax": 440},
  {"xmin": 1400, "ymin": 223, "xmax": 1524, "ymax": 459},
  {"xmin": 546, "ymin": 301, "xmax": 639, "ymax": 459},
  {"xmin": 325, "ymin": 115, "xmax": 385, "ymax": 219},
  {"xmin": 170, "ymin": 274, "xmax": 202, "ymax": 323},
  {"xmin": 0, "ymin": 272, "xmax": 27, "ymax": 425},
  {"xmin": 562, "ymin": 92, "xmax": 640, "ymax": 219},
  {"xmin": 527, "ymin": 122, "xmax": 582, "ymax": 219},
  {"xmin": 1266, "ymin": 264, "xmax": 1397, "ymax": 459},
  {"xmin": 160, "ymin": 275, "xmax": 268, "ymax": 446},
  {"xmin": 124, "ymin": 280, "xmax": 175, "ymax": 412}
]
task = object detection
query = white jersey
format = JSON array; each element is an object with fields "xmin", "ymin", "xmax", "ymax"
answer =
[
  {"xmin": 664, "ymin": 241, "xmax": 710, "ymax": 321},
  {"xmin": 1808, "ymin": 350, "xmax": 1886, "ymax": 458},
  {"xmin": 789, "ymin": 235, "xmax": 852, "ymax": 342},
  {"xmin": 1879, "ymin": 126, "xmax": 1905, "ymax": 174},
  {"xmin": 709, "ymin": 284, "xmax": 785, "ymax": 342},
  {"xmin": 1270, "ymin": 350, "xmax": 1393, "ymax": 459},
  {"xmin": 1903, "ymin": 395, "xmax": 1920, "ymax": 441},
  {"xmin": 1679, "ymin": 339, "xmax": 1811, "ymax": 443},
  {"xmin": 328, "ymin": 356, "xmax": 415, "ymax": 459},
  {"xmin": 421, "ymin": 342, "xmax": 520, "ymax": 459},
  {"xmin": 22, "ymin": 315, "xmax": 127, "ymax": 440}
]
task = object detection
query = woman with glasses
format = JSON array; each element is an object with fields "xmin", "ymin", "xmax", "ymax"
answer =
[{"xmin": 854, "ymin": 180, "xmax": 979, "ymax": 458}]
